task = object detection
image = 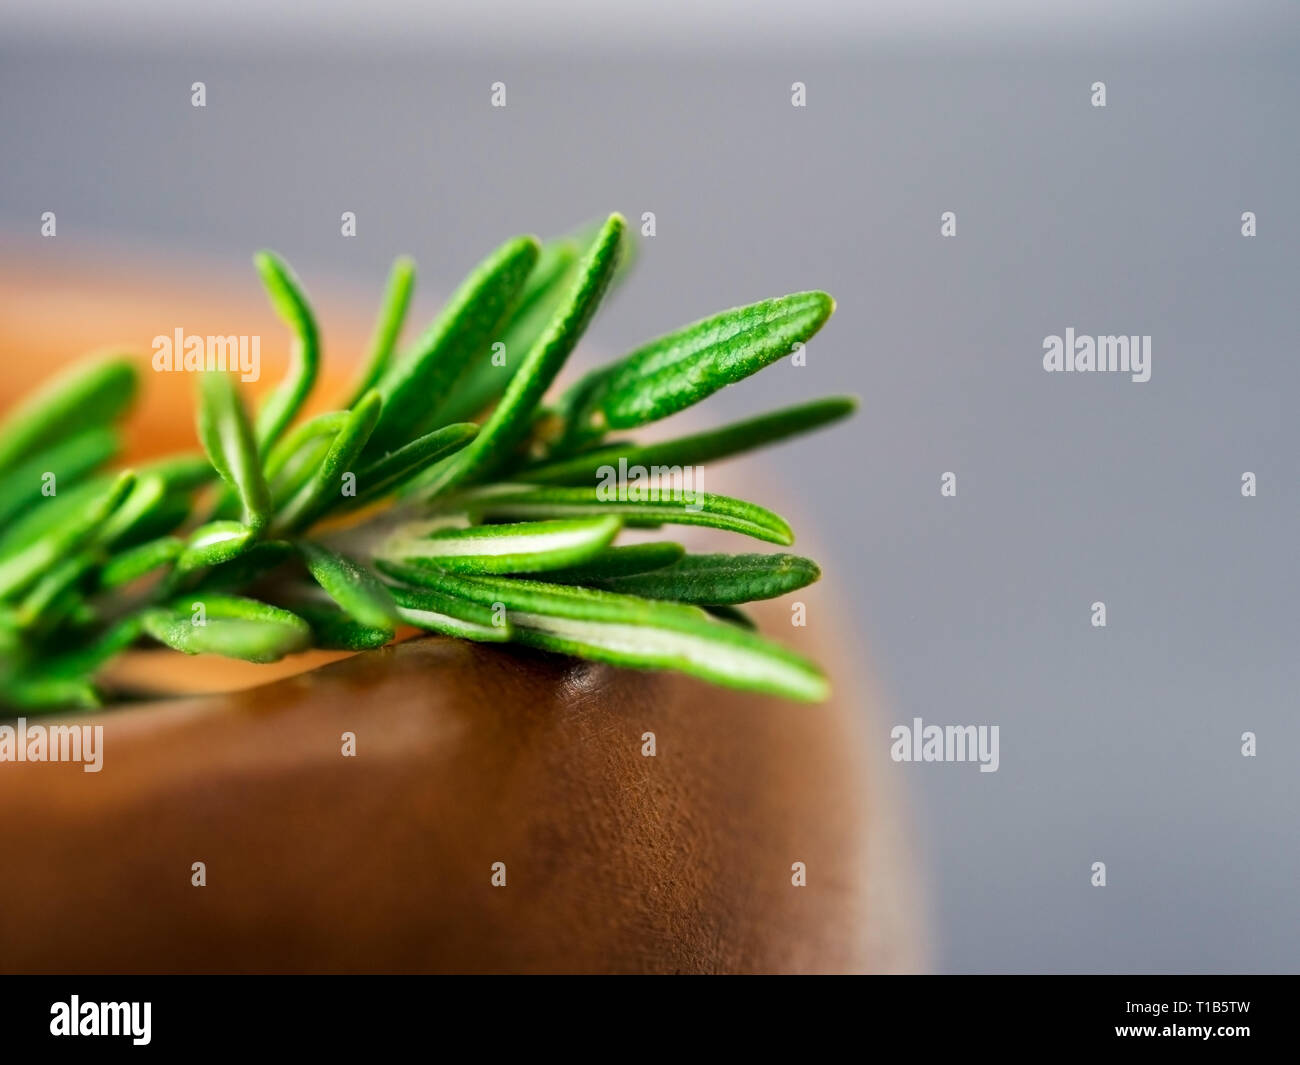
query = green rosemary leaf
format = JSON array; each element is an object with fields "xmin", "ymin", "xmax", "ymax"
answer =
[
  {"xmin": 3, "ymin": 675, "xmax": 100, "ymax": 711},
  {"xmin": 252, "ymin": 250, "xmax": 320, "ymax": 450},
  {"xmin": 276, "ymin": 391, "xmax": 383, "ymax": 532},
  {"xmin": 100, "ymin": 473, "xmax": 171, "ymax": 548},
  {"xmin": 0, "ymin": 609, "xmax": 19, "ymax": 656},
  {"xmin": 175, "ymin": 520, "xmax": 256, "ymax": 574},
  {"xmin": 0, "ymin": 352, "xmax": 136, "ymax": 474},
  {"xmin": 515, "ymin": 240, "xmax": 584, "ymax": 321},
  {"xmin": 431, "ymin": 238, "xmax": 579, "ymax": 425},
  {"xmin": 112, "ymin": 493, "xmax": 192, "ymax": 550},
  {"xmin": 196, "ymin": 372, "xmax": 272, "ymax": 533},
  {"xmin": 346, "ymin": 422, "xmax": 478, "ymax": 508},
  {"xmin": 16, "ymin": 552, "xmax": 96, "ymax": 629},
  {"xmin": 424, "ymin": 214, "xmax": 625, "ymax": 495},
  {"xmin": 0, "ymin": 470, "xmax": 135, "ymax": 601},
  {"xmin": 264, "ymin": 411, "xmax": 349, "ymax": 486},
  {"xmin": 0, "ymin": 426, "xmax": 119, "ymax": 526},
  {"xmin": 137, "ymin": 452, "xmax": 217, "ymax": 494},
  {"xmin": 518, "ymin": 396, "xmax": 857, "ymax": 484},
  {"xmin": 98, "ymin": 536, "xmax": 184, "ymax": 589},
  {"xmin": 422, "ymin": 571, "xmax": 829, "ymax": 702},
  {"xmin": 589, "ymin": 552, "xmax": 820, "ymax": 604},
  {"xmin": 702, "ymin": 603, "xmax": 756, "ymax": 629},
  {"xmin": 0, "ymin": 480, "xmax": 100, "ymax": 558},
  {"xmin": 124, "ymin": 461, "xmax": 217, "ymax": 533},
  {"xmin": 141, "ymin": 595, "xmax": 311, "ymax": 662},
  {"xmin": 366, "ymin": 236, "xmax": 540, "ymax": 455},
  {"xmin": 450, "ymin": 484, "xmax": 795, "ymax": 545},
  {"xmin": 385, "ymin": 581, "xmax": 513, "ymax": 642},
  {"xmin": 299, "ymin": 541, "xmax": 398, "ymax": 630},
  {"xmin": 23, "ymin": 472, "xmax": 181, "ymax": 556},
  {"xmin": 378, "ymin": 515, "xmax": 621, "ymax": 575},
  {"xmin": 286, "ymin": 599, "xmax": 394, "ymax": 651},
  {"xmin": 559, "ymin": 291, "xmax": 835, "ymax": 439},
  {"xmin": 345, "ymin": 255, "xmax": 416, "ymax": 407},
  {"xmin": 531, "ymin": 541, "xmax": 686, "ymax": 582},
  {"xmin": 565, "ymin": 215, "xmax": 640, "ymax": 286},
  {"xmin": 268, "ymin": 443, "xmax": 336, "ymax": 516}
]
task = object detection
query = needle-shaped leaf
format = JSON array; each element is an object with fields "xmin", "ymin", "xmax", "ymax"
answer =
[
  {"xmin": 100, "ymin": 473, "xmax": 173, "ymax": 548},
  {"xmin": 0, "ymin": 352, "xmax": 136, "ymax": 473},
  {"xmin": 589, "ymin": 552, "xmax": 820, "ymax": 604},
  {"xmin": 16, "ymin": 552, "xmax": 96, "ymax": 630},
  {"xmin": 423, "ymin": 214, "xmax": 625, "ymax": 496},
  {"xmin": 0, "ymin": 426, "xmax": 119, "ymax": 525},
  {"xmin": 384, "ymin": 581, "xmax": 513, "ymax": 642},
  {"xmin": 268, "ymin": 443, "xmax": 337, "ymax": 515},
  {"xmin": 366, "ymin": 236, "xmax": 539, "ymax": 455},
  {"xmin": 531, "ymin": 541, "xmax": 685, "ymax": 582},
  {"xmin": 431, "ymin": 238, "xmax": 579, "ymax": 425},
  {"xmin": 0, "ymin": 479, "xmax": 102, "ymax": 557},
  {"xmin": 252, "ymin": 250, "xmax": 320, "ymax": 451},
  {"xmin": 418, "ymin": 571, "xmax": 829, "ymax": 702},
  {"xmin": 299, "ymin": 541, "xmax": 398, "ymax": 630},
  {"xmin": 449, "ymin": 484, "xmax": 794, "ymax": 545},
  {"xmin": 175, "ymin": 520, "xmax": 256, "ymax": 574},
  {"xmin": 264, "ymin": 411, "xmax": 349, "ymax": 486},
  {"xmin": 114, "ymin": 454, "xmax": 216, "ymax": 537},
  {"xmin": 113, "ymin": 494, "xmax": 193, "ymax": 550},
  {"xmin": 519, "ymin": 396, "xmax": 857, "ymax": 485},
  {"xmin": 3, "ymin": 675, "xmax": 100, "ymax": 711},
  {"xmin": 559, "ymin": 291, "xmax": 834, "ymax": 439},
  {"xmin": 98, "ymin": 536, "xmax": 184, "ymax": 589},
  {"xmin": 137, "ymin": 453, "xmax": 217, "ymax": 494},
  {"xmin": 564, "ymin": 215, "xmax": 640, "ymax": 287},
  {"xmin": 345, "ymin": 422, "xmax": 478, "ymax": 509},
  {"xmin": 0, "ymin": 471, "xmax": 135, "ymax": 601},
  {"xmin": 377, "ymin": 515, "xmax": 621, "ymax": 575},
  {"xmin": 196, "ymin": 372, "xmax": 272, "ymax": 532},
  {"xmin": 276, "ymin": 391, "xmax": 383, "ymax": 532},
  {"xmin": 285, "ymin": 598, "xmax": 395, "ymax": 651},
  {"xmin": 345, "ymin": 255, "xmax": 416, "ymax": 407},
  {"xmin": 142, "ymin": 595, "xmax": 311, "ymax": 662}
]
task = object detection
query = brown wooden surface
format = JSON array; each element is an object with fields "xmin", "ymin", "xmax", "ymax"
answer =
[{"xmin": 0, "ymin": 628, "xmax": 922, "ymax": 973}]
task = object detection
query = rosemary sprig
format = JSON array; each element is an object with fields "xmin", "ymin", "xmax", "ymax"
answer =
[{"xmin": 0, "ymin": 214, "xmax": 854, "ymax": 710}]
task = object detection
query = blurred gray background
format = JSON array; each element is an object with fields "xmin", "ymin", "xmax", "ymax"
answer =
[{"xmin": 3, "ymin": 1, "xmax": 1298, "ymax": 973}]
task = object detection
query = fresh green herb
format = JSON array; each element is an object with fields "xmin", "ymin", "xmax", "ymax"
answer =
[
  {"xmin": 252, "ymin": 250, "xmax": 320, "ymax": 452},
  {"xmin": 366, "ymin": 235, "xmax": 538, "ymax": 455},
  {"xmin": 141, "ymin": 595, "xmax": 312, "ymax": 663},
  {"xmin": 345, "ymin": 255, "xmax": 416, "ymax": 408},
  {"xmin": 0, "ymin": 215, "xmax": 853, "ymax": 709},
  {"xmin": 196, "ymin": 372, "xmax": 271, "ymax": 532},
  {"xmin": 580, "ymin": 552, "xmax": 821, "ymax": 604},
  {"xmin": 446, "ymin": 484, "xmax": 796, "ymax": 545},
  {"xmin": 0, "ymin": 353, "xmax": 136, "ymax": 472},
  {"xmin": 516, "ymin": 396, "xmax": 856, "ymax": 484},
  {"xmin": 274, "ymin": 391, "xmax": 382, "ymax": 533},
  {"xmin": 298, "ymin": 541, "xmax": 398, "ymax": 632},
  {"xmin": 378, "ymin": 515, "xmax": 622, "ymax": 575},
  {"xmin": 555, "ymin": 291, "xmax": 834, "ymax": 445}
]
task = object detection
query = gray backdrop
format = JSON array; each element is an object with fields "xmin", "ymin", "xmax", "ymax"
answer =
[{"xmin": 2, "ymin": 4, "xmax": 1297, "ymax": 973}]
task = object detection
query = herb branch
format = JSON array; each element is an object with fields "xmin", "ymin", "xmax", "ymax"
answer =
[{"xmin": 0, "ymin": 214, "xmax": 855, "ymax": 709}]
